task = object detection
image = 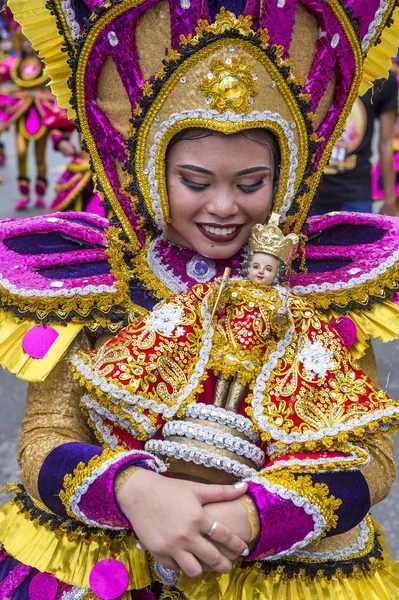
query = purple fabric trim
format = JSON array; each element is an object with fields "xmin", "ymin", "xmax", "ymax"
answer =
[
  {"xmin": 38, "ymin": 442, "xmax": 103, "ymax": 518},
  {"xmin": 245, "ymin": 481, "xmax": 315, "ymax": 560},
  {"xmin": 37, "ymin": 260, "xmax": 110, "ymax": 280},
  {"xmin": 75, "ymin": 454, "xmax": 157, "ymax": 528},
  {"xmin": 312, "ymin": 470, "xmax": 370, "ymax": 536}
]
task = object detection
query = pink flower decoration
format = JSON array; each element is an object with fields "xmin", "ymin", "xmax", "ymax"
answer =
[
  {"xmin": 22, "ymin": 326, "xmax": 59, "ymax": 359},
  {"xmin": 330, "ymin": 317, "xmax": 357, "ymax": 349},
  {"xmin": 392, "ymin": 292, "xmax": 399, "ymax": 305},
  {"xmin": 89, "ymin": 559, "xmax": 129, "ymax": 599},
  {"xmin": 29, "ymin": 573, "xmax": 58, "ymax": 600}
]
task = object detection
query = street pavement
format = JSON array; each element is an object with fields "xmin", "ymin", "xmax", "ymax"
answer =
[{"xmin": 0, "ymin": 130, "xmax": 399, "ymax": 555}]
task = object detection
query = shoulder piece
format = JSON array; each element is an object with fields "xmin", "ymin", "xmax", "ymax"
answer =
[
  {"xmin": 288, "ymin": 213, "xmax": 399, "ymax": 357},
  {"xmin": 289, "ymin": 212, "xmax": 399, "ymax": 312},
  {"xmin": 0, "ymin": 212, "xmax": 131, "ymax": 333}
]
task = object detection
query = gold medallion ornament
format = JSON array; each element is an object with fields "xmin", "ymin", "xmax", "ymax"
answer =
[{"xmin": 198, "ymin": 55, "xmax": 259, "ymax": 113}]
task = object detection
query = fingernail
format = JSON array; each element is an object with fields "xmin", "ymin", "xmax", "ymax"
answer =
[
  {"xmin": 241, "ymin": 548, "xmax": 249, "ymax": 557},
  {"xmin": 234, "ymin": 481, "xmax": 246, "ymax": 488},
  {"xmin": 136, "ymin": 543, "xmax": 142, "ymax": 550}
]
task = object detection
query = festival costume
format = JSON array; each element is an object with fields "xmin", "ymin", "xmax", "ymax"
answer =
[
  {"xmin": 0, "ymin": 0, "xmax": 399, "ymax": 599},
  {"xmin": 46, "ymin": 107, "xmax": 106, "ymax": 216},
  {"xmin": 0, "ymin": 31, "xmax": 58, "ymax": 209}
]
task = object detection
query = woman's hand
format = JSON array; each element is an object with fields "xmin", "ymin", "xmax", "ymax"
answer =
[
  {"xmin": 116, "ymin": 469, "xmax": 249, "ymax": 578},
  {"xmin": 203, "ymin": 497, "xmax": 252, "ymax": 563}
]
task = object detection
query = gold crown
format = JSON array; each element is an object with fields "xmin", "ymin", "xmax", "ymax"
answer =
[{"xmin": 250, "ymin": 214, "xmax": 299, "ymax": 264}]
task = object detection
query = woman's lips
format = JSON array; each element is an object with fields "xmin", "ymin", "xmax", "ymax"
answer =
[{"xmin": 197, "ymin": 223, "xmax": 243, "ymax": 242}]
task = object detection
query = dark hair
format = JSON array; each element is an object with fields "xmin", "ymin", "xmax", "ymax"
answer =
[{"xmin": 166, "ymin": 128, "xmax": 280, "ymax": 195}]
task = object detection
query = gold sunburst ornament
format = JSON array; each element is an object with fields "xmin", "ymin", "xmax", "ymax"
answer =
[{"xmin": 198, "ymin": 55, "xmax": 259, "ymax": 113}]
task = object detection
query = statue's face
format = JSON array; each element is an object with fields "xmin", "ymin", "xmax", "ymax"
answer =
[
  {"xmin": 248, "ymin": 253, "xmax": 280, "ymax": 285},
  {"xmin": 164, "ymin": 132, "xmax": 275, "ymax": 259}
]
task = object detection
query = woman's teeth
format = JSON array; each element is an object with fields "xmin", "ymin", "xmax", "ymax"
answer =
[{"xmin": 202, "ymin": 225, "xmax": 238, "ymax": 235}]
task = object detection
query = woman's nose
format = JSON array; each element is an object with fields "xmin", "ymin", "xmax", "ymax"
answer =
[{"xmin": 206, "ymin": 190, "xmax": 239, "ymax": 218}]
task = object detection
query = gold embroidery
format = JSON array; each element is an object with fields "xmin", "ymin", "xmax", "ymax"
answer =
[
  {"xmin": 198, "ymin": 56, "xmax": 259, "ymax": 113},
  {"xmin": 260, "ymin": 470, "xmax": 341, "ymax": 538}
]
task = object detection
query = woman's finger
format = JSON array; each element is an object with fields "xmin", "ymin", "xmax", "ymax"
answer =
[
  {"xmin": 201, "ymin": 517, "xmax": 248, "ymax": 557},
  {"xmin": 188, "ymin": 537, "xmax": 233, "ymax": 573},
  {"xmin": 174, "ymin": 551, "xmax": 204, "ymax": 579},
  {"xmin": 193, "ymin": 481, "xmax": 247, "ymax": 506}
]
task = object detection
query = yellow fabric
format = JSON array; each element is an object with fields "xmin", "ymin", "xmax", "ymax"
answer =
[
  {"xmin": 327, "ymin": 299, "xmax": 399, "ymax": 361},
  {"xmin": 178, "ymin": 540, "xmax": 399, "ymax": 600},
  {"xmin": 0, "ymin": 311, "xmax": 83, "ymax": 382},
  {"xmin": 0, "ymin": 500, "xmax": 151, "ymax": 590},
  {"xmin": 360, "ymin": 7, "xmax": 399, "ymax": 96},
  {"xmin": 8, "ymin": 0, "xmax": 75, "ymax": 118}
]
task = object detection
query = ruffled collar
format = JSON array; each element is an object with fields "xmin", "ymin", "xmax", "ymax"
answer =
[{"xmin": 131, "ymin": 235, "xmax": 250, "ymax": 301}]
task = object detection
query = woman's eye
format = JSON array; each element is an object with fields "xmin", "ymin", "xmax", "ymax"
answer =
[
  {"xmin": 239, "ymin": 180, "xmax": 265, "ymax": 193},
  {"xmin": 180, "ymin": 176, "xmax": 209, "ymax": 190}
]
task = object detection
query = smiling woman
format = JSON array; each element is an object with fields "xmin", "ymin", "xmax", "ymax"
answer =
[
  {"xmin": 164, "ymin": 130, "xmax": 279, "ymax": 259},
  {"xmin": 2, "ymin": 0, "xmax": 399, "ymax": 599}
]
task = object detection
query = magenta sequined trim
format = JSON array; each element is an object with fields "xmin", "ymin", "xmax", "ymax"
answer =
[
  {"xmin": 260, "ymin": 0, "xmax": 296, "ymax": 57},
  {"xmin": 244, "ymin": 478, "xmax": 318, "ymax": 561},
  {"xmin": 0, "ymin": 213, "xmax": 115, "ymax": 294},
  {"xmin": 0, "ymin": 563, "xmax": 33, "ymax": 599},
  {"xmin": 71, "ymin": 451, "xmax": 165, "ymax": 529}
]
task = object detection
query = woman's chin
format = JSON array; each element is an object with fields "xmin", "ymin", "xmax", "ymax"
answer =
[{"xmin": 193, "ymin": 240, "xmax": 245, "ymax": 260}]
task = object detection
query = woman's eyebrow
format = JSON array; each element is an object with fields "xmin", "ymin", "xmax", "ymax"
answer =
[
  {"xmin": 178, "ymin": 164, "xmax": 214, "ymax": 175},
  {"xmin": 236, "ymin": 166, "xmax": 271, "ymax": 176}
]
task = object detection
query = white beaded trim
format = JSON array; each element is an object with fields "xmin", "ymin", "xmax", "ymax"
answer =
[
  {"xmin": 162, "ymin": 420, "xmax": 265, "ymax": 467},
  {"xmin": 146, "ymin": 109, "xmax": 298, "ymax": 229},
  {"xmin": 184, "ymin": 402, "xmax": 259, "ymax": 443},
  {"xmin": 69, "ymin": 450, "xmax": 166, "ymax": 529},
  {"xmin": 61, "ymin": 588, "xmax": 89, "ymax": 600},
  {"xmin": 145, "ymin": 438, "xmax": 257, "ymax": 479},
  {"xmin": 61, "ymin": 0, "xmax": 81, "ymax": 40},
  {"xmin": 147, "ymin": 238, "xmax": 189, "ymax": 293},
  {"xmin": 0, "ymin": 272, "xmax": 116, "ymax": 298},
  {"xmin": 87, "ymin": 409, "xmax": 120, "ymax": 450},
  {"xmin": 244, "ymin": 474, "xmax": 325, "ymax": 560},
  {"xmin": 291, "ymin": 247, "xmax": 399, "ymax": 295},
  {"xmin": 81, "ymin": 394, "xmax": 156, "ymax": 443},
  {"xmin": 72, "ymin": 292, "xmax": 214, "ymax": 419},
  {"xmin": 293, "ymin": 517, "xmax": 371, "ymax": 560},
  {"xmin": 361, "ymin": 0, "xmax": 389, "ymax": 52},
  {"xmin": 266, "ymin": 443, "xmax": 370, "ymax": 471}
]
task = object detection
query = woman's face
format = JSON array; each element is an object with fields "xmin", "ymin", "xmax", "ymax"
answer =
[{"xmin": 164, "ymin": 132, "xmax": 275, "ymax": 259}]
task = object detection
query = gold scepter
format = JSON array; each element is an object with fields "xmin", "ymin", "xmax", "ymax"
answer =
[{"xmin": 209, "ymin": 267, "xmax": 231, "ymax": 325}]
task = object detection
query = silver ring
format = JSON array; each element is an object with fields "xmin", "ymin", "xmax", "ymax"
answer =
[{"xmin": 207, "ymin": 520, "xmax": 219, "ymax": 537}]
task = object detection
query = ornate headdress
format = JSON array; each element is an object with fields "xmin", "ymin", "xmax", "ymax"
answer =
[
  {"xmin": 250, "ymin": 214, "xmax": 299, "ymax": 263},
  {"xmin": 10, "ymin": 0, "xmax": 399, "ymax": 251}
]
